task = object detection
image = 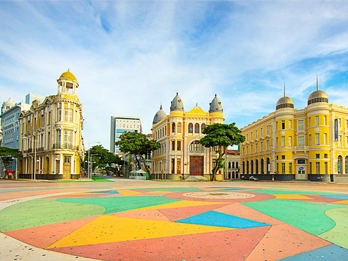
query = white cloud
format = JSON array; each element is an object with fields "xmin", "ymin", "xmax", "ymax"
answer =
[{"xmin": 1, "ymin": 0, "xmax": 348, "ymax": 149}]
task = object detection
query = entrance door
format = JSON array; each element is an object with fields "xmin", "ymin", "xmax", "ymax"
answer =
[
  {"xmin": 190, "ymin": 156, "xmax": 203, "ymax": 175},
  {"xmin": 296, "ymin": 167, "xmax": 306, "ymax": 180}
]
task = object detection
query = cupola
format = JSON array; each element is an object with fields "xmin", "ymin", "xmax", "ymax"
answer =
[
  {"xmin": 153, "ymin": 105, "xmax": 167, "ymax": 124},
  {"xmin": 276, "ymin": 84, "xmax": 294, "ymax": 110},
  {"xmin": 307, "ymin": 76, "xmax": 328, "ymax": 105}
]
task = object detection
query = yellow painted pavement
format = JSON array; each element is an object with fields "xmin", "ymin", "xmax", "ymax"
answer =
[
  {"xmin": 129, "ymin": 200, "xmax": 227, "ymax": 211},
  {"xmin": 333, "ymin": 200, "xmax": 348, "ymax": 205},
  {"xmin": 47, "ymin": 215, "xmax": 234, "ymax": 248},
  {"xmin": 116, "ymin": 189, "xmax": 141, "ymax": 196},
  {"xmin": 273, "ymin": 194, "xmax": 313, "ymax": 200}
]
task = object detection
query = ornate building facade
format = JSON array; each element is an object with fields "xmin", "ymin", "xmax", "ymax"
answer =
[
  {"xmin": 19, "ymin": 70, "xmax": 84, "ymax": 179},
  {"xmin": 240, "ymin": 80, "xmax": 348, "ymax": 182},
  {"xmin": 151, "ymin": 93, "xmax": 224, "ymax": 180}
]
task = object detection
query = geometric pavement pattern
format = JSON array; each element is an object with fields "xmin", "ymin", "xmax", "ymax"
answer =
[{"xmin": 1, "ymin": 186, "xmax": 348, "ymax": 261}]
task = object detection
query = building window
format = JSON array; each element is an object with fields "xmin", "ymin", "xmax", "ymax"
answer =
[
  {"xmin": 316, "ymin": 154, "xmax": 320, "ymax": 159},
  {"xmin": 281, "ymin": 163, "xmax": 285, "ymax": 174},
  {"xmin": 308, "ymin": 117, "xmax": 311, "ymax": 127},
  {"xmin": 298, "ymin": 120, "xmax": 304, "ymax": 130},
  {"xmin": 260, "ymin": 141, "xmax": 263, "ymax": 152},
  {"xmin": 266, "ymin": 125, "xmax": 270, "ymax": 135},
  {"xmin": 195, "ymin": 123, "xmax": 200, "ymax": 133},
  {"xmin": 65, "ymin": 109, "xmax": 73, "ymax": 122},
  {"xmin": 177, "ymin": 123, "xmax": 182, "ymax": 133},
  {"xmin": 315, "ymin": 116, "xmax": 319, "ymax": 126},
  {"xmin": 324, "ymin": 133, "xmax": 327, "ymax": 145},
  {"xmin": 64, "ymin": 156, "xmax": 71, "ymax": 163},
  {"xmin": 281, "ymin": 136, "xmax": 285, "ymax": 147},
  {"xmin": 57, "ymin": 109, "xmax": 62, "ymax": 121},
  {"xmin": 256, "ymin": 130, "xmax": 258, "ymax": 139},
  {"xmin": 281, "ymin": 155, "xmax": 285, "ymax": 160},
  {"xmin": 309, "ymin": 134, "xmax": 312, "ymax": 146},
  {"xmin": 289, "ymin": 136, "xmax": 292, "ymax": 147},
  {"xmin": 339, "ymin": 135, "xmax": 342, "ymax": 146},
  {"xmin": 177, "ymin": 141, "xmax": 181, "ymax": 151},
  {"xmin": 189, "ymin": 140, "xmax": 204, "ymax": 153},
  {"xmin": 289, "ymin": 163, "xmax": 292, "ymax": 174},
  {"xmin": 324, "ymin": 153, "xmax": 328, "ymax": 158},
  {"xmin": 315, "ymin": 133, "xmax": 320, "ymax": 145},
  {"xmin": 261, "ymin": 127, "xmax": 263, "ymax": 137},
  {"xmin": 188, "ymin": 123, "xmax": 193, "ymax": 133},
  {"xmin": 266, "ymin": 140, "xmax": 269, "ymax": 150},
  {"xmin": 64, "ymin": 130, "xmax": 72, "ymax": 149},
  {"xmin": 316, "ymin": 162, "xmax": 320, "ymax": 174},
  {"xmin": 324, "ymin": 162, "xmax": 328, "ymax": 174},
  {"xmin": 298, "ymin": 136, "xmax": 304, "ymax": 146},
  {"xmin": 172, "ymin": 140, "xmax": 175, "ymax": 151},
  {"xmin": 57, "ymin": 129, "xmax": 61, "ymax": 148},
  {"xmin": 288, "ymin": 120, "xmax": 292, "ymax": 129},
  {"xmin": 172, "ymin": 123, "xmax": 176, "ymax": 133},
  {"xmin": 282, "ymin": 120, "xmax": 285, "ymax": 129},
  {"xmin": 310, "ymin": 162, "xmax": 312, "ymax": 174},
  {"xmin": 324, "ymin": 116, "xmax": 327, "ymax": 125},
  {"xmin": 201, "ymin": 123, "xmax": 206, "ymax": 132}
]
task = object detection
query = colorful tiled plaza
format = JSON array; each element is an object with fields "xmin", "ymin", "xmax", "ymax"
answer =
[{"xmin": 1, "ymin": 179, "xmax": 348, "ymax": 261}]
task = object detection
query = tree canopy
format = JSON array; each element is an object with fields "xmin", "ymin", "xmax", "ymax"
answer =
[
  {"xmin": 116, "ymin": 132, "xmax": 160, "ymax": 177},
  {"xmin": 84, "ymin": 145, "xmax": 122, "ymax": 175},
  {"xmin": 0, "ymin": 147, "xmax": 22, "ymax": 170},
  {"xmin": 199, "ymin": 123, "xmax": 245, "ymax": 181}
]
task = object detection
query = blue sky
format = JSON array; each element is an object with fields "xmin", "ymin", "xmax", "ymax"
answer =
[{"xmin": 1, "ymin": 1, "xmax": 348, "ymax": 150}]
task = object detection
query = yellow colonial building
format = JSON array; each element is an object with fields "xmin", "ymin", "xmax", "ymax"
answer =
[
  {"xmin": 240, "ymin": 81, "xmax": 348, "ymax": 182},
  {"xmin": 19, "ymin": 70, "xmax": 84, "ymax": 179},
  {"xmin": 151, "ymin": 93, "xmax": 224, "ymax": 180}
]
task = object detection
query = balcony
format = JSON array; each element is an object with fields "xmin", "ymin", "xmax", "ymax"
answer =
[{"xmin": 294, "ymin": 146, "xmax": 309, "ymax": 152}]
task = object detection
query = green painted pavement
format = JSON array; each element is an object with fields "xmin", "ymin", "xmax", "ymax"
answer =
[
  {"xmin": 319, "ymin": 208, "xmax": 348, "ymax": 249},
  {"xmin": 0, "ymin": 198, "xmax": 105, "ymax": 232},
  {"xmin": 58, "ymin": 195, "xmax": 179, "ymax": 214},
  {"xmin": 248, "ymin": 189, "xmax": 336, "ymax": 195},
  {"xmin": 243, "ymin": 199, "xmax": 348, "ymax": 235}
]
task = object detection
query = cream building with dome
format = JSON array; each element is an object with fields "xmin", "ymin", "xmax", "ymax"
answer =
[
  {"xmin": 18, "ymin": 69, "xmax": 84, "ymax": 179},
  {"xmin": 151, "ymin": 93, "xmax": 224, "ymax": 180},
  {"xmin": 240, "ymin": 79, "xmax": 348, "ymax": 182}
]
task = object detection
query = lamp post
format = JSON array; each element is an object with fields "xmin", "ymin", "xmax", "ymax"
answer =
[{"xmin": 87, "ymin": 142, "xmax": 100, "ymax": 179}]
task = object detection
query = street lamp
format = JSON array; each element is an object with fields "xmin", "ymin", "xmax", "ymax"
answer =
[{"xmin": 87, "ymin": 142, "xmax": 100, "ymax": 179}]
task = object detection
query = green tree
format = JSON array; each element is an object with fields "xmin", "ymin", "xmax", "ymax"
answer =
[
  {"xmin": 116, "ymin": 132, "xmax": 160, "ymax": 178},
  {"xmin": 84, "ymin": 145, "xmax": 122, "ymax": 175},
  {"xmin": 199, "ymin": 123, "xmax": 245, "ymax": 181},
  {"xmin": 0, "ymin": 147, "xmax": 22, "ymax": 172}
]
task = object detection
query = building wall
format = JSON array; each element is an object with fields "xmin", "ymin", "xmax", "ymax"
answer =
[
  {"xmin": 240, "ymin": 95, "xmax": 348, "ymax": 181},
  {"xmin": 151, "ymin": 94, "xmax": 224, "ymax": 180},
  {"xmin": 110, "ymin": 116, "xmax": 142, "ymax": 155},
  {"xmin": 19, "ymin": 70, "xmax": 84, "ymax": 179}
]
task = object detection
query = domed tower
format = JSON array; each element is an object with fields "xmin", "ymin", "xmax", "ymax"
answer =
[
  {"xmin": 57, "ymin": 69, "xmax": 79, "ymax": 96},
  {"xmin": 170, "ymin": 92, "xmax": 184, "ymax": 116},
  {"xmin": 209, "ymin": 94, "xmax": 224, "ymax": 123},
  {"xmin": 153, "ymin": 105, "xmax": 167, "ymax": 125},
  {"xmin": 276, "ymin": 85, "xmax": 294, "ymax": 110},
  {"xmin": 308, "ymin": 77, "xmax": 328, "ymax": 105},
  {"xmin": 1, "ymin": 98, "xmax": 16, "ymax": 114}
]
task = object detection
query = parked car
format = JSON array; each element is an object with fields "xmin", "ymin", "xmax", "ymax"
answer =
[
  {"xmin": 241, "ymin": 175, "xmax": 248, "ymax": 180},
  {"xmin": 249, "ymin": 176, "xmax": 259, "ymax": 181}
]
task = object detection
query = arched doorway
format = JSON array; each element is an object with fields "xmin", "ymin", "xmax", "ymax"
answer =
[
  {"xmin": 261, "ymin": 158, "xmax": 264, "ymax": 174},
  {"xmin": 345, "ymin": 156, "xmax": 348, "ymax": 174},
  {"xmin": 338, "ymin": 155, "xmax": 343, "ymax": 174},
  {"xmin": 266, "ymin": 158, "xmax": 270, "ymax": 174},
  {"xmin": 256, "ymin": 159, "xmax": 259, "ymax": 174},
  {"xmin": 251, "ymin": 160, "xmax": 254, "ymax": 174}
]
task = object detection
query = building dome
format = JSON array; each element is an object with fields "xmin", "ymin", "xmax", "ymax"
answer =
[
  {"xmin": 3, "ymin": 97, "xmax": 16, "ymax": 108},
  {"xmin": 59, "ymin": 69, "xmax": 78, "ymax": 82},
  {"xmin": 276, "ymin": 96, "xmax": 294, "ymax": 110},
  {"xmin": 209, "ymin": 94, "xmax": 223, "ymax": 113},
  {"xmin": 170, "ymin": 92, "xmax": 184, "ymax": 112},
  {"xmin": 308, "ymin": 90, "xmax": 328, "ymax": 105},
  {"xmin": 153, "ymin": 105, "xmax": 167, "ymax": 124}
]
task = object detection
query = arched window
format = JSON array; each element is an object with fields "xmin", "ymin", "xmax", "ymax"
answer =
[
  {"xmin": 188, "ymin": 123, "xmax": 193, "ymax": 133},
  {"xmin": 177, "ymin": 122, "xmax": 182, "ymax": 133},
  {"xmin": 195, "ymin": 123, "xmax": 200, "ymax": 133},
  {"xmin": 189, "ymin": 140, "xmax": 204, "ymax": 153},
  {"xmin": 172, "ymin": 123, "xmax": 175, "ymax": 133},
  {"xmin": 201, "ymin": 123, "xmax": 206, "ymax": 132}
]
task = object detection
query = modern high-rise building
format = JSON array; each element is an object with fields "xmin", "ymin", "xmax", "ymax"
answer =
[
  {"xmin": 19, "ymin": 69, "xmax": 84, "ymax": 179},
  {"xmin": 110, "ymin": 116, "xmax": 142, "ymax": 155},
  {"xmin": 151, "ymin": 93, "xmax": 225, "ymax": 180},
  {"xmin": 240, "ymin": 80, "xmax": 348, "ymax": 183}
]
